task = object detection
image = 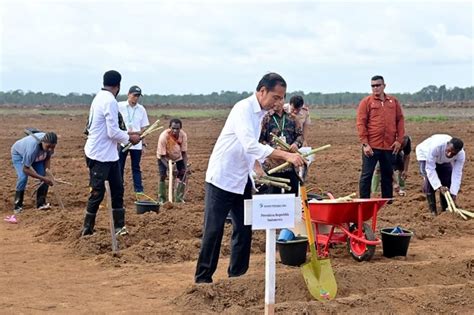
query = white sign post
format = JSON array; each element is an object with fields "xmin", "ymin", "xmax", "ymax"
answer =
[{"xmin": 244, "ymin": 194, "xmax": 301, "ymax": 315}]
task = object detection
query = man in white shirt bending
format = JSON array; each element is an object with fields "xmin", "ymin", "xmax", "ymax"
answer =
[
  {"xmin": 118, "ymin": 85, "xmax": 150, "ymax": 199},
  {"xmin": 416, "ymin": 134, "xmax": 465, "ymax": 215},
  {"xmin": 81, "ymin": 70, "xmax": 141, "ymax": 237},
  {"xmin": 194, "ymin": 73, "xmax": 306, "ymax": 284}
]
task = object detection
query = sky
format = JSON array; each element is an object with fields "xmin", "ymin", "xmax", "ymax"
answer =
[{"xmin": 0, "ymin": 0, "xmax": 472, "ymax": 95}]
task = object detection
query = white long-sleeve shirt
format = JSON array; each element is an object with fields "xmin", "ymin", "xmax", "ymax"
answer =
[
  {"xmin": 205, "ymin": 94, "xmax": 274, "ymax": 194},
  {"xmin": 416, "ymin": 134, "xmax": 465, "ymax": 195},
  {"xmin": 84, "ymin": 90, "xmax": 129, "ymax": 162}
]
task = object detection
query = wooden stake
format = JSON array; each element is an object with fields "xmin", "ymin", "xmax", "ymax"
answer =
[
  {"xmin": 105, "ymin": 181, "xmax": 119, "ymax": 254},
  {"xmin": 168, "ymin": 159, "xmax": 173, "ymax": 203}
]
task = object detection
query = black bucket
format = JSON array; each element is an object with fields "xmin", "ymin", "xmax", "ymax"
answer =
[
  {"xmin": 381, "ymin": 227, "xmax": 414, "ymax": 258},
  {"xmin": 277, "ymin": 236, "xmax": 308, "ymax": 266},
  {"xmin": 135, "ymin": 200, "xmax": 160, "ymax": 214}
]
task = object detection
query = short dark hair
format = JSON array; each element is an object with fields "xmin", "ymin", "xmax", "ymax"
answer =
[
  {"xmin": 42, "ymin": 132, "xmax": 58, "ymax": 144},
  {"xmin": 371, "ymin": 75, "xmax": 384, "ymax": 83},
  {"xmin": 256, "ymin": 72, "xmax": 287, "ymax": 92},
  {"xmin": 169, "ymin": 118, "xmax": 182, "ymax": 128},
  {"xmin": 103, "ymin": 70, "xmax": 122, "ymax": 87},
  {"xmin": 290, "ymin": 95, "xmax": 304, "ymax": 109},
  {"xmin": 450, "ymin": 137, "xmax": 464, "ymax": 152}
]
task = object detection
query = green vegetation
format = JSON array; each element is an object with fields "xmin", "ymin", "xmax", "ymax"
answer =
[
  {"xmin": 0, "ymin": 107, "xmax": 231, "ymax": 119},
  {"xmin": 406, "ymin": 115, "xmax": 449, "ymax": 122},
  {"xmin": 1, "ymin": 85, "xmax": 472, "ymax": 106},
  {"xmin": 0, "ymin": 108, "xmax": 87, "ymax": 116},
  {"xmin": 147, "ymin": 108, "xmax": 230, "ymax": 119},
  {"xmin": 0, "ymin": 108, "xmax": 466, "ymax": 121}
]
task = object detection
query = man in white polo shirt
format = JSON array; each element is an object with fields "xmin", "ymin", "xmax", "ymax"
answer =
[
  {"xmin": 416, "ymin": 134, "xmax": 465, "ymax": 215},
  {"xmin": 194, "ymin": 73, "xmax": 306, "ymax": 284},
  {"xmin": 81, "ymin": 70, "xmax": 140, "ymax": 237},
  {"xmin": 118, "ymin": 85, "xmax": 150, "ymax": 199}
]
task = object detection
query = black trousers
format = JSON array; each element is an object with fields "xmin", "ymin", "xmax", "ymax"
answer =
[
  {"xmin": 419, "ymin": 161, "xmax": 452, "ymax": 194},
  {"xmin": 359, "ymin": 149, "xmax": 394, "ymax": 198},
  {"xmin": 195, "ymin": 180, "xmax": 253, "ymax": 283},
  {"xmin": 158, "ymin": 159, "xmax": 186, "ymax": 181},
  {"xmin": 86, "ymin": 157, "xmax": 124, "ymax": 214}
]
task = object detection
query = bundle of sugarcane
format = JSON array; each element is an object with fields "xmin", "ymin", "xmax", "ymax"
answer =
[
  {"xmin": 267, "ymin": 144, "xmax": 331, "ymax": 174},
  {"xmin": 259, "ymin": 175, "xmax": 291, "ymax": 183},
  {"xmin": 317, "ymin": 193, "xmax": 356, "ymax": 203},
  {"xmin": 270, "ymin": 132, "xmax": 302, "ymax": 155},
  {"xmin": 443, "ymin": 191, "xmax": 474, "ymax": 220},
  {"xmin": 253, "ymin": 175, "xmax": 291, "ymax": 191},
  {"xmin": 122, "ymin": 119, "xmax": 163, "ymax": 152}
]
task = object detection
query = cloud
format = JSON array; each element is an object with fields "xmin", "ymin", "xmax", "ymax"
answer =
[{"xmin": 0, "ymin": 0, "xmax": 472, "ymax": 94}]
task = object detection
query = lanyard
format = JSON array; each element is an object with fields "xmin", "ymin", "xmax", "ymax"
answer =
[
  {"xmin": 272, "ymin": 114, "xmax": 286, "ymax": 133},
  {"xmin": 126, "ymin": 105, "xmax": 137, "ymax": 125}
]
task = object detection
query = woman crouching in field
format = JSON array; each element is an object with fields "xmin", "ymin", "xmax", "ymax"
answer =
[{"xmin": 10, "ymin": 131, "xmax": 57, "ymax": 214}]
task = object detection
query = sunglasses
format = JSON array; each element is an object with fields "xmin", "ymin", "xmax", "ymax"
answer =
[{"xmin": 371, "ymin": 84, "xmax": 383, "ymax": 88}]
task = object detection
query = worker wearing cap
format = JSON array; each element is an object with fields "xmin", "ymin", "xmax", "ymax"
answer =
[{"xmin": 118, "ymin": 85, "xmax": 150, "ymax": 200}]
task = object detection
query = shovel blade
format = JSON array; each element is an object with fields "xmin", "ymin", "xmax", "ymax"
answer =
[{"xmin": 301, "ymin": 257, "xmax": 337, "ymax": 301}]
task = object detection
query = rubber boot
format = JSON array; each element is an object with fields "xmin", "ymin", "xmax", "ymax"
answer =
[
  {"xmin": 112, "ymin": 208, "xmax": 127, "ymax": 235},
  {"xmin": 81, "ymin": 212, "xmax": 96, "ymax": 236},
  {"xmin": 36, "ymin": 183, "xmax": 49, "ymax": 208},
  {"xmin": 439, "ymin": 193, "xmax": 448, "ymax": 212},
  {"xmin": 175, "ymin": 181, "xmax": 186, "ymax": 203},
  {"xmin": 158, "ymin": 181, "xmax": 167, "ymax": 204},
  {"xmin": 426, "ymin": 193, "xmax": 437, "ymax": 216},
  {"xmin": 14, "ymin": 190, "xmax": 25, "ymax": 214}
]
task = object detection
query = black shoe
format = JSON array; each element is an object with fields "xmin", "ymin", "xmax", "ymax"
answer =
[
  {"xmin": 81, "ymin": 228, "xmax": 94, "ymax": 236},
  {"xmin": 195, "ymin": 278, "xmax": 212, "ymax": 284}
]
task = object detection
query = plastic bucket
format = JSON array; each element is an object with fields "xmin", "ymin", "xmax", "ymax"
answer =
[
  {"xmin": 381, "ymin": 227, "xmax": 414, "ymax": 258},
  {"xmin": 277, "ymin": 236, "xmax": 308, "ymax": 266},
  {"xmin": 135, "ymin": 200, "xmax": 160, "ymax": 214},
  {"xmin": 278, "ymin": 228, "xmax": 295, "ymax": 242}
]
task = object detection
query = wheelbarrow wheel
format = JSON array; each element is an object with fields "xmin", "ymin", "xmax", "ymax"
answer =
[{"xmin": 347, "ymin": 222, "xmax": 376, "ymax": 262}]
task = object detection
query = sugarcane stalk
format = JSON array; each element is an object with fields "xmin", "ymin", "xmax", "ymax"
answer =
[
  {"xmin": 459, "ymin": 209, "xmax": 474, "ymax": 218},
  {"xmin": 267, "ymin": 144, "xmax": 331, "ymax": 174},
  {"xmin": 445, "ymin": 193, "xmax": 454, "ymax": 213},
  {"xmin": 54, "ymin": 179, "xmax": 72, "ymax": 186},
  {"xmin": 445, "ymin": 192, "xmax": 458, "ymax": 214},
  {"xmin": 445, "ymin": 192, "xmax": 457, "ymax": 215},
  {"xmin": 443, "ymin": 191, "xmax": 468, "ymax": 220},
  {"xmin": 256, "ymin": 175, "xmax": 291, "ymax": 184},
  {"xmin": 335, "ymin": 192, "xmax": 357, "ymax": 201},
  {"xmin": 269, "ymin": 132, "xmax": 303, "ymax": 154},
  {"xmin": 271, "ymin": 133, "xmax": 291, "ymax": 150},
  {"xmin": 254, "ymin": 178, "xmax": 291, "ymax": 191},
  {"xmin": 122, "ymin": 121, "xmax": 163, "ymax": 152},
  {"xmin": 318, "ymin": 192, "xmax": 356, "ymax": 203}
]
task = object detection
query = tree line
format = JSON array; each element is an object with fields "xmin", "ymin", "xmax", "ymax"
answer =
[{"xmin": 0, "ymin": 85, "xmax": 473, "ymax": 106}]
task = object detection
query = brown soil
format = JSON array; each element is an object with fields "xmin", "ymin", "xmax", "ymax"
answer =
[{"xmin": 0, "ymin": 112, "xmax": 473, "ymax": 314}]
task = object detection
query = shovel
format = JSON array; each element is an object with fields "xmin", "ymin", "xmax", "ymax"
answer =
[{"xmin": 300, "ymin": 182, "xmax": 337, "ymax": 301}]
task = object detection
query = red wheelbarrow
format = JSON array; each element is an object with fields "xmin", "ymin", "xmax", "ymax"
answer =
[{"xmin": 307, "ymin": 198, "xmax": 390, "ymax": 261}]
